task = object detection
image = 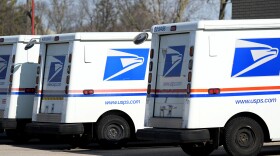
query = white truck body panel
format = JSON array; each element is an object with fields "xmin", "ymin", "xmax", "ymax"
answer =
[
  {"xmin": 0, "ymin": 35, "xmax": 40, "ymax": 119},
  {"xmin": 32, "ymin": 32, "xmax": 151, "ymax": 132},
  {"xmin": 146, "ymin": 19, "xmax": 280, "ymax": 141}
]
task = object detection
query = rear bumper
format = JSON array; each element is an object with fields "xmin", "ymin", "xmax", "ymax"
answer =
[
  {"xmin": 25, "ymin": 122, "xmax": 84, "ymax": 135},
  {"xmin": 136, "ymin": 128, "xmax": 210, "ymax": 143},
  {"xmin": 1, "ymin": 118, "xmax": 31, "ymax": 129}
]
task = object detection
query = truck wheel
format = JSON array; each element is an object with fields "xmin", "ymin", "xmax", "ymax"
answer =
[
  {"xmin": 96, "ymin": 115, "xmax": 130, "ymax": 148},
  {"xmin": 5, "ymin": 129, "xmax": 29, "ymax": 143},
  {"xmin": 223, "ymin": 117, "xmax": 264, "ymax": 156},
  {"xmin": 180, "ymin": 143, "xmax": 215, "ymax": 156}
]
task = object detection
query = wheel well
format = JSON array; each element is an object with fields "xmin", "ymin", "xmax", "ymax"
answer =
[
  {"xmin": 97, "ymin": 110, "xmax": 136, "ymax": 139},
  {"xmin": 224, "ymin": 112, "xmax": 270, "ymax": 142}
]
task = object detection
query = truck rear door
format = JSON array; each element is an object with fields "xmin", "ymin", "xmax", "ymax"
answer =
[
  {"xmin": 40, "ymin": 43, "xmax": 68, "ymax": 114},
  {"xmin": 0, "ymin": 45, "xmax": 12, "ymax": 116},
  {"xmin": 153, "ymin": 33, "xmax": 190, "ymax": 118}
]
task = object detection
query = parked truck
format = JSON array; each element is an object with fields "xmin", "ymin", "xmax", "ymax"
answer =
[
  {"xmin": 0, "ymin": 35, "xmax": 40, "ymax": 142},
  {"xmin": 25, "ymin": 32, "xmax": 151, "ymax": 147},
  {"xmin": 136, "ymin": 19, "xmax": 280, "ymax": 156}
]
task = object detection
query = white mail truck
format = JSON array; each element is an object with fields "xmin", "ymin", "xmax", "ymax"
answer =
[
  {"xmin": 136, "ymin": 19, "xmax": 280, "ymax": 156},
  {"xmin": 0, "ymin": 35, "xmax": 40, "ymax": 142},
  {"xmin": 25, "ymin": 32, "xmax": 151, "ymax": 147}
]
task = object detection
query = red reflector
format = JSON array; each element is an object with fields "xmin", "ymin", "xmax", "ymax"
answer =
[
  {"xmin": 170, "ymin": 25, "xmax": 177, "ymax": 31},
  {"xmin": 83, "ymin": 89, "xmax": 94, "ymax": 95},
  {"xmin": 25, "ymin": 88, "xmax": 35, "ymax": 93},
  {"xmin": 54, "ymin": 36, "xmax": 59, "ymax": 41},
  {"xmin": 0, "ymin": 38, "xmax": 4, "ymax": 42},
  {"xmin": 208, "ymin": 88, "xmax": 220, "ymax": 94}
]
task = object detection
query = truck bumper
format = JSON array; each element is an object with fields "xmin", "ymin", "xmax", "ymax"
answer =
[
  {"xmin": 25, "ymin": 122, "xmax": 84, "ymax": 135},
  {"xmin": 1, "ymin": 118, "xmax": 31, "ymax": 129},
  {"xmin": 136, "ymin": 128, "xmax": 210, "ymax": 143}
]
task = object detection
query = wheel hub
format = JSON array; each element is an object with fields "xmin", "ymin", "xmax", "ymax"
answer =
[
  {"xmin": 106, "ymin": 124, "xmax": 124, "ymax": 140},
  {"xmin": 236, "ymin": 127, "xmax": 255, "ymax": 148}
]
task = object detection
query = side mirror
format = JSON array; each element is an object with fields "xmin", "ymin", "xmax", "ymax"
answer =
[
  {"xmin": 24, "ymin": 39, "xmax": 37, "ymax": 50},
  {"xmin": 133, "ymin": 32, "xmax": 149, "ymax": 45}
]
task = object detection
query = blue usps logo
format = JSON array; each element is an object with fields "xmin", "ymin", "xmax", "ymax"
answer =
[
  {"xmin": 0, "ymin": 55, "xmax": 10, "ymax": 80},
  {"xmin": 48, "ymin": 56, "xmax": 65, "ymax": 82},
  {"xmin": 103, "ymin": 48, "xmax": 149, "ymax": 81},
  {"xmin": 163, "ymin": 46, "xmax": 185, "ymax": 77},
  {"xmin": 231, "ymin": 38, "xmax": 280, "ymax": 77}
]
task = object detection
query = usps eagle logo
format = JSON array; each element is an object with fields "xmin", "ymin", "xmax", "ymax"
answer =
[
  {"xmin": 0, "ymin": 55, "xmax": 10, "ymax": 79},
  {"xmin": 163, "ymin": 46, "xmax": 185, "ymax": 77},
  {"xmin": 103, "ymin": 49, "xmax": 149, "ymax": 81},
  {"xmin": 48, "ymin": 56, "xmax": 65, "ymax": 82},
  {"xmin": 231, "ymin": 38, "xmax": 280, "ymax": 77}
]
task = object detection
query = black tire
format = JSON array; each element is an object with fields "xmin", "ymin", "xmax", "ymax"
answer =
[
  {"xmin": 96, "ymin": 115, "xmax": 130, "ymax": 148},
  {"xmin": 180, "ymin": 143, "xmax": 215, "ymax": 156},
  {"xmin": 5, "ymin": 129, "xmax": 29, "ymax": 143},
  {"xmin": 223, "ymin": 117, "xmax": 264, "ymax": 156}
]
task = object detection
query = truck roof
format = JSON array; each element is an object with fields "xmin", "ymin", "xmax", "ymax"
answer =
[
  {"xmin": 0, "ymin": 35, "xmax": 40, "ymax": 44},
  {"xmin": 151, "ymin": 19, "xmax": 280, "ymax": 34},
  {"xmin": 40, "ymin": 32, "xmax": 151, "ymax": 43}
]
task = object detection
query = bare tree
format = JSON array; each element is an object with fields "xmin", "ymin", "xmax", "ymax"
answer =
[
  {"xmin": 94, "ymin": 0, "xmax": 118, "ymax": 31},
  {"xmin": 47, "ymin": 0, "xmax": 76, "ymax": 33},
  {"xmin": 35, "ymin": 1, "xmax": 49, "ymax": 34},
  {"xmin": 185, "ymin": 0, "xmax": 220, "ymax": 21},
  {"xmin": 173, "ymin": 0, "xmax": 189, "ymax": 22}
]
